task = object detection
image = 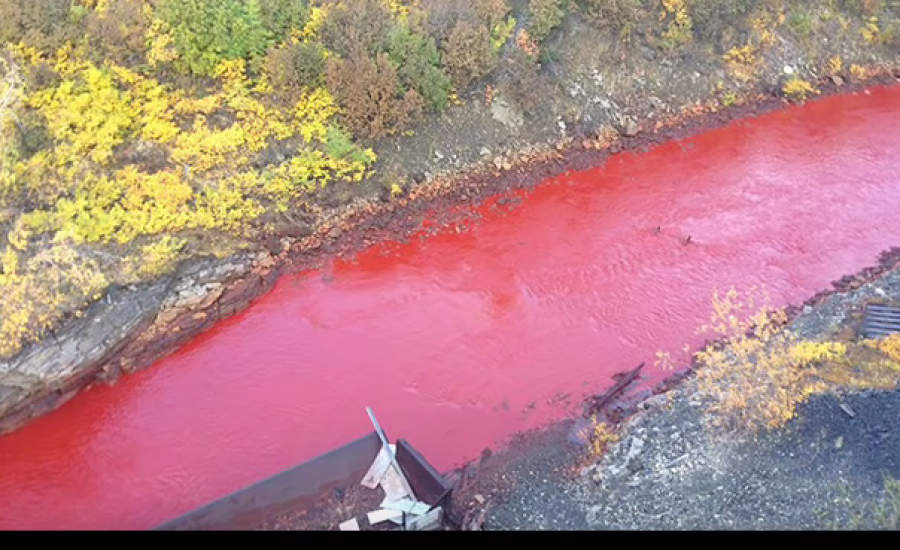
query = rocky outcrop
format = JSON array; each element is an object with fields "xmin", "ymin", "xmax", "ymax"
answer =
[{"xmin": 0, "ymin": 252, "xmax": 284, "ymax": 436}]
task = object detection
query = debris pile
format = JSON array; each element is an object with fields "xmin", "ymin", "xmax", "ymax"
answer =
[{"xmin": 338, "ymin": 408, "xmax": 447, "ymax": 531}]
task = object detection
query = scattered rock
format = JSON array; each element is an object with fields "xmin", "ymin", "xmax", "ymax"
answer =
[
  {"xmin": 840, "ymin": 403, "xmax": 856, "ymax": 418},
  {"xmin": 490, "ymin": 97, "xmax": 524, "ymax": 129},
  {"xmin": 625, "ymin": 436, "xmax": 645, "ymax": 461},
  {"xmin": 480, "ymin": 147, "xmax": 492, "ymax": 158},
  {"xmin": 434, "ymin": 150, "xmax": 445, "ymax": 160},
  {"xmin": 621, "ymin": 118, "xmax": 640, "ymax": 137},
  {"xmin": 831, "ymin": 75, "xmax": 844, "ymax": 86}
]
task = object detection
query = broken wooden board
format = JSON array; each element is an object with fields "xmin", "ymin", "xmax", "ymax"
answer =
[
  {"xmin": 379, "ymin": 463, "xmax": 413, "ymax": 502},
  {"xmin": 406, "ymin": 507, "xmax": 442, "ymax": 531},
  {"xmin": 361, "ymin": 444, "xmax": 396, "ymax": 489},
  {"xmin": 339, "ymin": 518, "xmax": 360, "ymax": 531},
  {"xmin": 367, "ymin": 509, "xmax": 403, "ymax": 525},
  {"xmin": 380, "ymin": 497, "xmax": 431, "ymax": 516},
  {"xmin": 585, "ymin": 362, "xmax": 645, "ymax": 417}
]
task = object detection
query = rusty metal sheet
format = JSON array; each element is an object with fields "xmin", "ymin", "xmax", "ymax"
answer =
[
  {"xmin": 861, "ymin": 304, "xmax": 900, "ymax": 339},
  {"xmin": 155, "ymin": 431, "xmax": 383, "ymax": 531},
  {"xmin": 395, "ymin": 439, "xmax": 452, "ymax": 507}
]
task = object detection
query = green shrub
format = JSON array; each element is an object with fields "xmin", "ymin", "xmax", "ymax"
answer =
[
  {"xmin": 319, "ymin": 0, "xmax": 395, "ymax": 57},
  {"xmin": 258, "ymin": 0, "xmax": 311, "ymax": 42},
  {"xmin": 578, "ymin": 0, "xmax": 641, "ymax": 35},
  {"xmin": 387, "ymin": 26, "xmax": 453, "ymax": 111},
  {"xmin": 0, "ymin": 0, "xmax": 83, "ymax": 52},
  {"xmin": 529, "ymin": 0, "xmax": 567, "ymax": 43},
  {"xmin": 441, "ymin": 20, "xmax": 498, "ymax": 87},
  {"xmin": 687, "ymin": 0, "xmax": 754, "ymax": 43},
  {"xmin": 265, "ymin": 40, "xmax": 328, "ymax": 96},
  {"xmin": 158, "ymin": 0, "xmax": 273, "ymax": 77},
  {"xmin": 423, "ymin": 0, "xmax": 510, "ymax": 41},
  {"xmin": 324, "ymin": 125, "xmax": 372, "ymax": 164},
  {"xmin": 86, "ymin": 0, "xmax": 150, "ymax": 66},
  {"xmin": 325, "ymin": 51, "xmax": 425, "ymax": 139}
]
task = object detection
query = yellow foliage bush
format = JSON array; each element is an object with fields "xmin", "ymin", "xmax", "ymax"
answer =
[
  {"xmin": 782, "ymin": 77, "xmax": 819, "ymax": 102},
  {"xmin": 294, "ymin": 87, "xmax": 340, "ymax": 143},
  {"xmin": 589, "ymin": 417, "xmax": 619, "ymax": 458},
  {"xmin": 134, "ymin": 235, "xmax": 186, "ymax": 279},
  {"xmin": 28, "ymin": 64, "xmax": 135, "ymax": 164},
  {"xmin": 0, "ymin": 40, "xmax": 381, "ymax": 358},
  {"xmin": 826, "ymin": 56, "xmax": 844, "ymax": 76},
  {"xmin": 723, "ymin": 45, "xmax": 757, "ymax": 83},
  {"xmin": 659, "ymin": 288, "xmax": 900, "ymax": 432},
  {"xmin": 861, "ymin": 16, "xmax": 880, "ymax": 43},
  {"xmin": 0, "ymin": 243, "xmax": 108, "ymax": 357},
  {"xmin": 867, "ymin": 334, "xmax": 900, "ymax": 364},
  {"xmin": 687, "ymin": 288, "xmax": 834, "ymax": 430},
  {"xmin": 659, "ymin": 0, "xmax": 693, "ymax": 51},
  {"xmin": 850, "ymin": 63, "xmax": 870, "ymax": 81}
]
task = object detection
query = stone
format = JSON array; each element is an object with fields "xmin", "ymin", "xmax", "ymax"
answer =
[
  {"xmin": 831, "ymin": 75, "xmax": 844, "ymax": 86},
  {"xmin": 620, "ymin": 118, "xmax": 639, "ymax": 137},
  {"xmin": 434, "ymin": 150, "xmax": 444, "ymax": 160},
  {"xmin": 490, "ymin": 97, "xmax": 524, "ymax": 129},
  {"xmin": 639, "ymin": 393, "xmax": 669, "ymax": 411},
  {"xmin": 625, "ymin": 436, "xmax": 645, "ymax": 463},
  {"xmin": 480, "ymin": 147, "xmax": 492, "ymax": 158}
]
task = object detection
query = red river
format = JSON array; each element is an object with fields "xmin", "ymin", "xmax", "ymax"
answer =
[{"xmin": 2, "ymin": 87, "xmax": 900, "ymax": 530}]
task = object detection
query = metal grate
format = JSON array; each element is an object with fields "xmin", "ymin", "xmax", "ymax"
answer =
[{"xmin": 861, "ymin": 304, "xmax": 900, "ymax": 339}]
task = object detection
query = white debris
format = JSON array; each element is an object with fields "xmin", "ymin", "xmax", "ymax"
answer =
[
  {"xmin": 406, "ymin": 507, "xmax": 443, "ymax": 531},
  {"xmin": 339, "ymin": 518, "xmax": 360, "ymax": 531},
  {"xmin": 367, "ymin": 509, "xmax": 403, "ymax": 525},
  {"xmin": 361, "ymin": 444, "xmax": 396, "ymax": 489},
  {"xmin": 381, "ymin": 497, "xmax": 431, "ymax": 516},
  {"xmin": 379, "ymin": 462, "xmax": 414, "ymax": 502}
]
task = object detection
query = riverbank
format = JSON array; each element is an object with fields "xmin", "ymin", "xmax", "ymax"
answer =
[
  {"xmin": 4, "ymin": 0, "xmax": 900, "ymax": 438},
  {"xmin": 445, "ymin": 247, "xmax": 900, "ymax": 530}
]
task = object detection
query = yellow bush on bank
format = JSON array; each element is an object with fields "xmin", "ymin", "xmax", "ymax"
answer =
[{"xmin": 658, "ymin": 288, "xmax": 900, "ymax": 432}]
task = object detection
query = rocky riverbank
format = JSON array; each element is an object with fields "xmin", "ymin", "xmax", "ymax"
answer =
[{"xmin": 445, "ymin": 247, "xmax": 900, "ymax": 530}]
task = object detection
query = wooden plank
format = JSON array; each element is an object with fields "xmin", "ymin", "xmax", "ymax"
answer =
[
  {"xmin": 339, "ymin": 518, "xmax": 360, "ymax": 531},
  {"xmin": 360, "ymin": 444, "xmax": 395, "ymax": 489},
  {"xmin": 406, "ymin": 507, "xmax": 442, "ymax": 531},
  {"xmin": 585, "ymin": 362, "xmax": 644, "ymax": 416},
  {"xmin": 380, "ymin": 464, "xmax": 413, "ymax": 502},
  {"xmin": 367, "ymin": 509, "xmax": 403, "ymax": 525},
  {"xmin": 381, "ymin": 497, "xmax": 431, "ymax": 516}
]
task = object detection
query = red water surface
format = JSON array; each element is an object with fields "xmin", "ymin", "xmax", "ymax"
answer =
[{"xmin": 2, "ymin": 87, "xmax": 900, "ymax": 530}]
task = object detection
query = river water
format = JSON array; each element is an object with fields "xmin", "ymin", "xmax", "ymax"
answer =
[{"xmin": 2, "ymin": 86, "xmax": 899, "ymax": 530}]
